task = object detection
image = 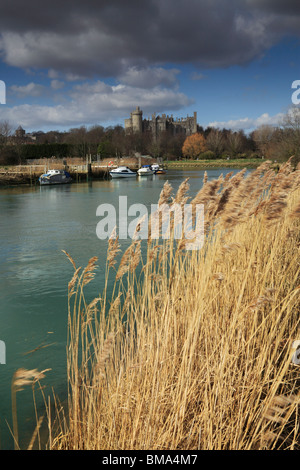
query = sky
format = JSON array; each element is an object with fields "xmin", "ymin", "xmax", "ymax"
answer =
[{"xmin": 0, "ymin": 0, "xmax": 300, "ymax": 134}]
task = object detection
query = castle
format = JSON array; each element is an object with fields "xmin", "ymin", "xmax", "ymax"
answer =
[{"xmin": 125, "ymin": 106, "xmax": 197, "ymax": 140}]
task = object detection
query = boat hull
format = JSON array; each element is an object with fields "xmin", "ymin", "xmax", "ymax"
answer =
[
  {"xmin": 39, "ymin": 172, "xmax": 72, "ymax": 185},
  {"xmin": 109, "ymin": 172, "xmax": 136, "ymax": 178},
  {"xmin": 137, "ymin": 171, "xmax": 153, "ymax": 176},
  {"xmin": 109, "ymin": 166, "xmax": 137, "ymax": 178},
  {"xmin": 137, "ymin": 165, "xmax": 154, "ymax": 176},
  {"xmin": 39, "ymin": 179, "xmax": 72, "ymax": 185}
]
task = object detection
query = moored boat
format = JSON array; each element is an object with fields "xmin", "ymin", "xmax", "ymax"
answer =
[
  {"xmin": 151, "ymin": 164, "xmax": 166, "ymax": 174},
  {"xmin": 109, "ymin": 166, "xmax": 137, "ymax": 178},
  {"xmin": 39, "ymin": 169, "xmax": 72, "ymax": 185},
  {"xmin": 137, "ymin": 165, "xmax": 154, "ymax": 176}
]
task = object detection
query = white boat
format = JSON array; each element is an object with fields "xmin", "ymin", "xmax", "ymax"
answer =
[
  {"xmin": 151, "ymin": 164, "xmax": 166, "ymax": 174},
  {"xmin": 151, "ymin": 164, "xmax": 160, "ymax": 172},
  {"xmin": 137, "ymin": 165, "xmax": 154, "ymax": 176},
  {"xmin": 109, "ymin": 166, "xmax": 137, "ymax": 178},
  {"xmin": 39, "ymin": 169, "xmax": 72, "ymax": 185}
]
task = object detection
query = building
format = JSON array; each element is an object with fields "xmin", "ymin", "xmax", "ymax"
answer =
[
  {"xmin": 125, "ymin": 106, "xmax": 197, "ymax": 140},
  {"xmin": 15, "ymin": 126, "xmax": 26, "ymax": 139}
]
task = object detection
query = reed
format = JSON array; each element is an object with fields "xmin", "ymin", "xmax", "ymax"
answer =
[
  {"xmin": 51, "ymin": 160, "xmax": 299, "ymax": 450},
  {"xmin": 11, "ymin": 368, "xmax": 50, "ymax": 450}
]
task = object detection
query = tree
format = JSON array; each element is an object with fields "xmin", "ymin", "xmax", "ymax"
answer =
[
  {"xmin": 205, "ymin": 129, "xmax": 224, "ymax": 157},
  {"xmin": 281, "ymin": 108, "xmax": 300, "ymax": 161},
  {"xmin": 251, "ymin": 125, "xmax": 279, "ymax": 159},
  {"xmin": 64, "ymin": 126, "xmax": 89, "ymax": 157},
  {"xmin": 0, "ymin": 146, "xmax": 19, "ymax": 165},
  {"xmin": 97, "ymin": 140, "xmax": 115, "ymax": 159},
  {"xmin": 182, "ymin": 133, "xmax": 206, "ymax": 159},
  {"xmin": 225, "ymin": 130, "xmax": 246, "ymax": 156},
  {"xmin": 0, "ymin": 120, "xmax": 13, "ymax": 145}
]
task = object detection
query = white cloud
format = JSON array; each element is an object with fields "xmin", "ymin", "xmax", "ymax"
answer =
[
  {"xmin": 190, "ymin": 72, "xmax": 207, "ymax": 81},
  {"xmin": 70, "ymin": 81, "xmax": 113, "ymax": 96},
  {"xmin": 1, "ymin": 80, "xmax": 193, "ymax": 130},
  {"xmin": 50, "ymin": 79, "xmax": 65, "ymax": 90},
  {"xmin": 48, "ymin": 69, "xmax": 87, "ymax": 82},
  {"xmin": 10, "ymin": 82, "xmax": 46, "ymax": 97},
  {"xmin": 208, "ymin": 112, "xmax": 285, "ymax": 131}
]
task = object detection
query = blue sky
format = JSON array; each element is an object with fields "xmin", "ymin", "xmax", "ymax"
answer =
[{"xmin": 0, "ymin": 0, "xmax": 300, "ymax": 134}]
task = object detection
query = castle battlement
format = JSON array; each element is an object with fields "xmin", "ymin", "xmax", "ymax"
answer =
[{"xmin": 125, "ymin": 106, "xmax": 197, "ymax": 140}]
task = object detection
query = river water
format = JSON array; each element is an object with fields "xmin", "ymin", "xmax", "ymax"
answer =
[{"xmin": 0, "ymin": 167, "xmax": 249, "ymax": 449}]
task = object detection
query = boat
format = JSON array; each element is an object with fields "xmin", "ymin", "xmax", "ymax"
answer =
[
  {"xmin": 151, "ymin": 164, "xmax": 166, "ymax": 174},
  {"xmin": 109, "ymin": 166, "xmax": 137, "ymax": 178},
  {"xmin": 39, "ymin": 169, "xmax": 72, "ymax": 185},
  {"xmin": 137, "ymin": 165, "xmax": 154, "ymax": 176}
]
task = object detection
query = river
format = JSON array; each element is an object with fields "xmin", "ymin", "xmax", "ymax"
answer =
[{"xmin": 0, "ymin": 167, "xmax": 250, "ymax": 449}]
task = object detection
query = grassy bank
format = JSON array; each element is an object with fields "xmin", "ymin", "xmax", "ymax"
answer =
[
  {"xmin": 165, "ymin": 158, "xmax": 267, "ymax": 169},
  {"xmin": 12, "ymin": 159, "xmax": 300, "ymax": 450}
]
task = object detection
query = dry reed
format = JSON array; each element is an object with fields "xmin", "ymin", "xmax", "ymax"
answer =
[{"xmin": 49, "ymin": 161, "xmax": 299, "ymax": 450}]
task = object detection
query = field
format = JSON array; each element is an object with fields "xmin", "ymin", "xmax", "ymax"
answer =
[
  {"xmin": 166, "ymin": 158, "xmax": 268, "ymax": 169},
  {"xmin": 11, "ymin": 158, "xmax": 300, "ymax": 450}
]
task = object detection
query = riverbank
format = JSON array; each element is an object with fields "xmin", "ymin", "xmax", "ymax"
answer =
[
  {"xmin": 0, "ymin": 166, "xmax": 94, "ymax": 186},
  {"xmin": 0, "ymin": 156, "xmax": 157, "ymax": 186},
  {"xmin": 0, "ymin": 158, "xmax": 270, "ymax": 186},
  {"xmin": 165, "ymin": 158, "xmax": 266, "ymax": 169}
]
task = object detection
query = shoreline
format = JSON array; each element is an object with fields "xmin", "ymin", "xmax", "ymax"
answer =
[{"xmin": 0, "ymin": 159, "xmax": 274, "ymax": 186}]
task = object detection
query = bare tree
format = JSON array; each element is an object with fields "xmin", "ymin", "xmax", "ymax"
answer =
[
  {"xmin": 281, "ymin": 106, "xmax": 300, "ymax": 132},
  {"xmin": 251, "ymin": 125, "xmax": 278, "ymax": 158},
  {"xmin": 226, "ymin": 130, "xmax": 245, "ymax": 156},
  {"xmin": 280, "ymin": 107, "xmax": 300, "ymax": 164},
  {"xmin": 64, "ymin": 126, "xmax": 89, "ymax": 157},
  {"xmin": 0, "ymin": 120, "xmax": 13, "ymax": 144},
  {"xmin": 206, "ymin": 129, "xmax": 224, "ymax": 156}
]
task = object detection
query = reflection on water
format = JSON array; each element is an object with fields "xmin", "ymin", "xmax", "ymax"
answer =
[{"xmin": 0, "ymin": 168, "xmax": 251, "ymax": 448}]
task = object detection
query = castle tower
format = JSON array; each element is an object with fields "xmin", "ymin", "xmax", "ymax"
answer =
[
  {"xmin": 193, "ymin": 112, "xmax": 197, "ymax": 133},
  {"xmin": 131, "ymin": 106, "xmax": 143, "ymax": 133},
  {"xmin": 15, "ymin": 126, "xmax": 26, "ymax": 139}
]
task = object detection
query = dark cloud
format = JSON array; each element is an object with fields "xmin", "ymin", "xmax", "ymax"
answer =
[
  {"xmin": 118, "ymin": 67, "xmax": 180, "ymax": 88},
  {"xmin": 247, "ymin": 0, "xmax": 300, "ymax": 15},
  {"xmin": 0, "ymin": 0, "xmax": 299, "ymax": 77}
]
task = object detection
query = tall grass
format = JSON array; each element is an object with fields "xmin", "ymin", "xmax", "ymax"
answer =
[{"xmin": 51, "ymin": 159, "xmax": 299, "ymax": 450}]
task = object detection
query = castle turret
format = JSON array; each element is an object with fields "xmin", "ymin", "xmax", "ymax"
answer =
[
  {"xmin": 131, "ymin": 106, "xmax": 143, "ymax": 133},
  {"xmin": 193, "ymin": 112, "xmax": 197, "ymax": 133},
  {"xmin": 124, "ymin": 106, "xmax": 198, "ymax": 138}
]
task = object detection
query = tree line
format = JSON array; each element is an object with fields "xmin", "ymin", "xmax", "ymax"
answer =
[{"xmin": 1, "ymin": 107, "xmax": 300, "ymax": 165}]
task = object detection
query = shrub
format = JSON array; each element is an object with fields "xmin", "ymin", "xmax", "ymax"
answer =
[
  {"xmin": 0, "ymin": 146, "xmax": 19, "ymax": 165},
  {"xmin": 198, "ymin": 150, "xmax": 216, "ymax": 160}
]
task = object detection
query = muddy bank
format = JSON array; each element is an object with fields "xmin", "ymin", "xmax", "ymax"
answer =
[{"xmin": 0, "ymin": 169, "xmax": 107, "ymax": 186}]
